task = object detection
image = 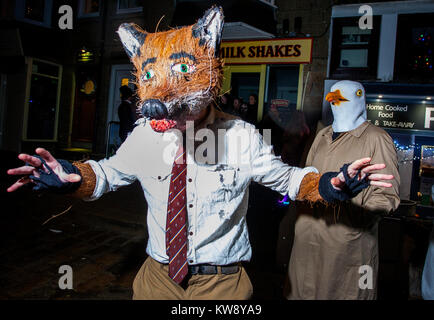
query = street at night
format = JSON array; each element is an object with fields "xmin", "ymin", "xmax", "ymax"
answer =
[{"xmin": 0, "ymin": 0, "xmax": 434, "ymax": 307}]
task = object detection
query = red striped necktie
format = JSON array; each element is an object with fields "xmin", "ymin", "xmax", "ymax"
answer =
[{"xmin": 166, "ymin": 145, "xmax": 188, "ymax": 284}]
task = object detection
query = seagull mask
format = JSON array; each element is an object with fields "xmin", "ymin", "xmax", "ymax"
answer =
[{"xmin": 325, "ymin": 80, "xmax": 367, "ymax": 133}]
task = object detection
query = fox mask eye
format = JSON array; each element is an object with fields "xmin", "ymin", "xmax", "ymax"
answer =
[
  {"xmin": 140, "ymin": 64, "xmax": 195, "ymax": 82},
  {"xmin": 172, "ymin": 63, "xmax": 196, "ymax": 74},
  {"xmin": 141, "ymin": 70, "xmax": 155, "ymax": 81}
]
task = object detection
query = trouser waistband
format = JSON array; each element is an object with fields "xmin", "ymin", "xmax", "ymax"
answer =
[{"xmin": 188, "ymin": 263, "xmax": 240, "ymax": 275}]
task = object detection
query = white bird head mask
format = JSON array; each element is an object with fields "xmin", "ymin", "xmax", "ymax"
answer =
[{"xmin": 325, "ymin": 80, "xmax": 367, "ymax": 133}]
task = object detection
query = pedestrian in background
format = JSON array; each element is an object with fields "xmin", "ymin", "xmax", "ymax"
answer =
[
  {"xmin": 118, "ymin": 85, "xmax": 136, "ymax": 142},
  {"xmin": 245, "ymin": 93, "xmax": 258, "ymax": 124},
  {"xmin": 229, "ymin": 96, "xmax": 243, "ymax": 117},
  {"xmin": 218, "ymin": 93, "xmax": 232, "ymax": 113}
]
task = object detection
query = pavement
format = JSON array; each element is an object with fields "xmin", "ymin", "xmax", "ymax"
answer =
[
  {"xmin": 0, "ymin": 179, "xmax": 149, "ymax": 300},
  {"xmin": 0, "ymin": 152, "xmax": 287, "ymax": 300}
]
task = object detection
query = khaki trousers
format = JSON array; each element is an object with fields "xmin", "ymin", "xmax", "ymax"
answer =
[{"xmin": 132, "ymin": 257, "xmax": 253, "ymax": 300}]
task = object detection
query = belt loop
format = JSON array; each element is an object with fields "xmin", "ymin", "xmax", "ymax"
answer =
[{"xmin": 217, "ymin": 266, "xmax": 222, "ymax": 275}]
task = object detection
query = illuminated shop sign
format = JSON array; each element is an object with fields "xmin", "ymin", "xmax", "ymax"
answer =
[
  {"xmin": 220, "ymin": 38, "xmax": 313, "ymax": 64},
  {"xmin": 366, "ymin": 100, "xmax": 434, "ymax": 131},
  {"xmin": 77, "ymin": 47, "xmax": 95, "ymax": 63}
]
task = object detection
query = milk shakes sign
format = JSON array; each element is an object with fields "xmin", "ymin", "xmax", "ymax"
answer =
[
  {"xmin": 219, "ymin": 38, "xmax": 313, "ymax": 64},
  {"xmin": 366, "ymin": 101, "xmax": 434, "ymax": 131}
]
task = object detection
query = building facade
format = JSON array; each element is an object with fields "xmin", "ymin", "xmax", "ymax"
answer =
[
  {"xmin": 0, "ymin": 0, "xmax": 281, "ymax": 159},
  {"xmin": 277, "ymin": 0, "xmax": 434, "ymax": 201},
  {"xmin": 0, "ymin": 0, "xmax": 175, "ymax": 159}
]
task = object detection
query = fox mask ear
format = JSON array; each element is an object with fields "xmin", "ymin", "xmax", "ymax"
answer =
[
  {"xmin": 117, "ymin": 23, "xmax": 147, "ymax": 58},
  {"xmin": 192, "ymin": 6, "xmax": 224, "ymax": 56}
]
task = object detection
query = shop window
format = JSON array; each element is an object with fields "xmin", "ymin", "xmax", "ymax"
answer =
[
  {"xmin": 117, "ymin": 0, "xmax": 142, "ymax": 14},
  {"xmin": 394, "ymin": 13, "xmax": 434, "ymax": 83},
  {"xmin": 23, "ymin": 58, "xmax": 62, "ymax": 141},
  {"xmin": 419, "ymin": 145, "xmax": 434, "ymax": 206},
  {"xmin": 231, "ymin": 73, "xmax": 260, "ymax": 103},
  {"xmin": 329, "ymin": 16, "xmax": 381, "ymax": 80},
  {"xmin": 78, "ymin": 0, "xmax": 100, "ymax": 18},
  {"xmin": 265, "ymin": 65, "xmax": 300, "ymax": 126},
  {"xmin": 15, "ymin": 0, "xmax": 53, "ymax": 27},
  {"xmin": 410, "ymin": 136, "xmax": 434, "ymax": 206}
]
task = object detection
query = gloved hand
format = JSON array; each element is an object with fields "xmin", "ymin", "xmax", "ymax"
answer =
[
  {"xmin": 28, "ymin": 155, "xmax": 82, "ymax": 193},
  {"xmin": 7, "ymin": 148, "xmax": 82, "ymax": 194},
  {"xmin": 318, "ymin": 157, "xmax": 393, "ymax": 203}
]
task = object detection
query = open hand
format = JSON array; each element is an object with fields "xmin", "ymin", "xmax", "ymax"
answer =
[
  {"xmin": 6, "ymin": 148, "xmax": 81, "ymax": 192},
  {"xmin": 330, "ymin": 157, "xmax": 394, "ymax": 190}
]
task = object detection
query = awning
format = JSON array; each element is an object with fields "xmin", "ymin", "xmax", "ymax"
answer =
[{"xmin": 222, "ymin": 22, "xmax": 274, "ymax": 40}]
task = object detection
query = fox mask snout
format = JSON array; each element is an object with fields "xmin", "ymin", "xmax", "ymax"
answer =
[{"xmin": 117, "ymin": 6, "xmax": 224, "ymax": 131}]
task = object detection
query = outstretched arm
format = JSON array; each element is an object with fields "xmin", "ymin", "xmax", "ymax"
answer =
[
  {"xmin": 7, "ymin": 148, "xmax": 82, "ymax": 192},
  {"xmin": 296, "ymin": 157, "xmax": 394, "ymax": 203},
  {"xmin": 7, "ymin": 147, "xmax": 97, "ymax": 198},
  {"xmin": 249, "ymin": 128, "xmax": 394, "ymax": 203}
]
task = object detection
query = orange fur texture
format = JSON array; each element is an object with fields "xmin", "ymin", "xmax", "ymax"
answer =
[{"xmin": 296, "ymin": 172, "xmax": 328, "ymax": 205}]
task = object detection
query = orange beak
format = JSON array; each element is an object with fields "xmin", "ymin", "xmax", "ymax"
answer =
[{"xmin": 325, "ymin": 89, "xmax": 349, "ymax": 106}]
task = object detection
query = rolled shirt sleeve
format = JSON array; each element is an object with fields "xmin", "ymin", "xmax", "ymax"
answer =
[
  {"xmin": 249, "ymin": 128, "xmax": 318, "ymax": 200},
  {"xmin": 83, "ymin": 127, "xmax": 144, "ymax": 201}
]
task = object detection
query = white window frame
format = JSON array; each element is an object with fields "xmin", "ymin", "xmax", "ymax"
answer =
[
  {"xmin": 327, "ymin": 0, "xmax": 434, "ymax": 82},
  {"xmin": 78, "ymin": 0, "xmax": 100, "ymax": 18},
  {"xmin": 258, "ymin": 0, "xmax": 277, "ymax": 9},
  {"xmin": 116, "ymin": 0, "xmax": 143, "ymax": 14},
  {"xmin": 22, "ymin": 57, "xmax": 62, "ymax": 142},
  {"xmin": 14, "ymin": 0, "xmax": 53, "ymax": 28}
]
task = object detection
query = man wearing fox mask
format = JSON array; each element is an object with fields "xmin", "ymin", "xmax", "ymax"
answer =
[{"xmin": 7, "ymin": 7, "xmax": 395, "ymax": 300}]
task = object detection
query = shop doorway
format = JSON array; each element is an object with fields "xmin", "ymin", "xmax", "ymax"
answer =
[
  {"xmin": 264, "ymin": 65, "xmax": 302, "ymax": 126},
  {"xmin": 107, "ymin": 64, "xmax": 136, "ymax": 126},
  {"xmin": 231, "ymin": 72, "xmax": 260, "ymax": 102},
  {"xmin": 106, "ymin": 64, "xmax": 136, "ymax": 157},
  {"xmin": 230, "ymin": 72, "xmax": 260, "ymax": 123},
  {"xmin": 222, "ymin": 65, "xmax": 266, "ymax": 123},
  {"xmin": 71, "ymin": 66, "xmax": 98, "ymax": 144}
]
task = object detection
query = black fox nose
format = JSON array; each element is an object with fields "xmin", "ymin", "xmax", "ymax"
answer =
[{"xmin": 141, "ymin": 99, "xmax": 168, "ymax": 120}]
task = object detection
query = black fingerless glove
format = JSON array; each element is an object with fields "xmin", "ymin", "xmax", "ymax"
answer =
[
  {"xmin": 28, "ymin": 155, "xmax": 82, "ymax": 194},
  {"xmin": 318, "ymin": 163, "xmax": 370, "ymax": 203}
]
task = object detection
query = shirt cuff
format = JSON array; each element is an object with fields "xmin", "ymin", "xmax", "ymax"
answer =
[
  {"xmin": 287, "ymin": 166, "xmax": 319, "ymax": 201},
  {"xmin": 83, "ymin": 160, "xmax": 107, "ymax": 201}
]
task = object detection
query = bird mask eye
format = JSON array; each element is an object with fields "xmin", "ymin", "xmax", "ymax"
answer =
[{"xmin": 356, "ymin": 89, "xmax": 363, "ymax": 97}]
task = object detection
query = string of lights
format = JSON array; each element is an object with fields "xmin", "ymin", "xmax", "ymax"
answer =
[{"xmin": 394, "ymin": 140, "xmax": 434, "ymax": 165}]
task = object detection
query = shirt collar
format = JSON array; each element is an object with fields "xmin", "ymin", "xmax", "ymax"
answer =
[
  {"xmin": 345, "ymin": 121, "xmax": 370, "ymax": 138},
  {"xmin": 325, "ymin": 120, "xmax": 369, "ymax": 138}
]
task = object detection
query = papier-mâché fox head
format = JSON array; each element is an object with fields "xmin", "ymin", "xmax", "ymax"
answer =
[{"xmin": 117, "ymin": 6, "xmax": 224, "ymax": 132}]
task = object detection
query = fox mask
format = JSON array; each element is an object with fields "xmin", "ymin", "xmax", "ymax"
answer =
[{"xmin": 117, "ymin": 6, "xmax": 224, "ymax": 132}]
